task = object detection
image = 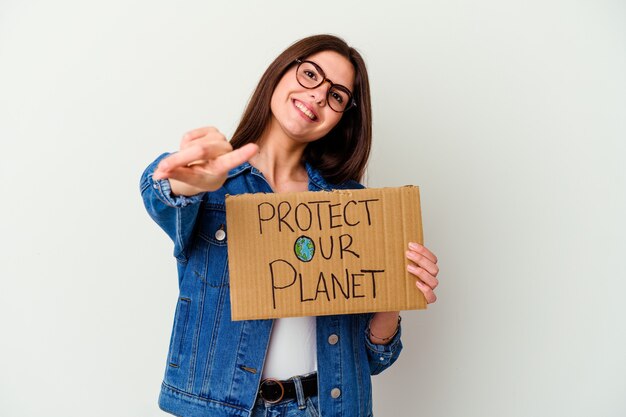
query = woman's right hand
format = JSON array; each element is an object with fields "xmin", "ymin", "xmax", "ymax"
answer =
[{"xmin": 152, "ymin": 127, "xmax": 259, "ymax": 196}]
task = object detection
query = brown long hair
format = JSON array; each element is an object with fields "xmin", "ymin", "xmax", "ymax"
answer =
[{"xmin": 230, "ymin": 34, "xmax": 372, "ymax": 184}]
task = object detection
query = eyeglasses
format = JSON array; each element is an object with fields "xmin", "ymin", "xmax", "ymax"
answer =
[{"xmin": 294, "ymin": 59, "xmax": 357, "ymax": 113}]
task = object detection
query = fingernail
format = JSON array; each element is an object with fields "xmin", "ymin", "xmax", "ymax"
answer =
[
  {"xmin": 407, "ymin": 264, "xmax": 417, "ymax": 274},
  {"xmin": 409, "ymin": 242, "xmax": 420, "ymax": 250}
]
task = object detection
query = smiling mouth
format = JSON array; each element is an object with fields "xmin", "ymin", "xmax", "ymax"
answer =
[{"xmin": 293, "ymin": 100, "xmax": 317, "ymax": 121}]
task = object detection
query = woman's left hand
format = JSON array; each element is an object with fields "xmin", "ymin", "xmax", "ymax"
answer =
[{"xmin": 406, "ymin": 242, "xmax": 439, "ymax": 304}]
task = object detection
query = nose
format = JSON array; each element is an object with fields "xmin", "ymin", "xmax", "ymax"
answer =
[{"xmin": 310, "ymin": 81, "xmax": 331, "ymax": 106}]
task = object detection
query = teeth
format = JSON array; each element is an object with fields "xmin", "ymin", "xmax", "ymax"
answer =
[{"xmin": 295, "ymin": 101, "xmax": 315, "ymax": 120}]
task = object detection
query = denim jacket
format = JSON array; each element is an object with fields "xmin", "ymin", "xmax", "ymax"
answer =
[{"xmin": 140, "ymin": 153, "xmax": 403, "ymax": 417}]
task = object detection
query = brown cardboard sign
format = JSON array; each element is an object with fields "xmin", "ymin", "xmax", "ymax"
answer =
[{"xmin": 225, "ymin": 186, "xmax": 425, "ymax": 321}]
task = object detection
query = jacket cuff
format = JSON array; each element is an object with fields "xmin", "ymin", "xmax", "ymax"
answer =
[
  {"xmin": 151, "ymin": 177, "xmax": 204, "ymax": 208},
  {"xmin": 365, "ymin": 320, "xmax": 402, "ymax": 366},
  {"xmin": 145, "ymin": 153, "xmax": 205, "ymax": 208}
]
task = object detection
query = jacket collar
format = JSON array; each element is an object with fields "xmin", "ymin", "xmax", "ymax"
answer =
[
  {"xmin": 227, "ymin": 161, "xmax": 331, "ymax": 191},
  {"xmin": 304, "ymin": 161, "xmax": 331, "ymax": 191},
  {"xmin": 227, "ymin": 162, "xmax": 253, "ymax": 178}
]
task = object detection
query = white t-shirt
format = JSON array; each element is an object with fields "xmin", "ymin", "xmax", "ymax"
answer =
[{"xmin": 261, "ymin": 316, "xmax": 317, "ymax": 380}]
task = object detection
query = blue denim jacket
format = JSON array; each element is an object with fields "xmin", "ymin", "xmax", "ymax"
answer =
[{"xmin": 140, "ymin": 153, "xmax": 403, "ymax": 417}]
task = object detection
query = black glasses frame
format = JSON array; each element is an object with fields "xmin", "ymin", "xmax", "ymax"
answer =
[{"xmin": 294, "ymin": 59, "xmax": 357, "ymax": 113}]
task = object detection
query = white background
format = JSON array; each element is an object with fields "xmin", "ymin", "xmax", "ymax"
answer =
[{"xmin": 1, "ymin": 1, "xmax": 625, "ymax": 416}]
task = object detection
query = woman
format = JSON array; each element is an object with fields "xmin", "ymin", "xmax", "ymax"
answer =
[{"xmin": 140, "ymin": 34, "xmax": 439, "ymax": 417}]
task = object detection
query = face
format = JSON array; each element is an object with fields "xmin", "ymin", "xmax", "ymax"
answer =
[{"xmin": 268, "ymin": 50, "xmax": 355, "ymax": 144}]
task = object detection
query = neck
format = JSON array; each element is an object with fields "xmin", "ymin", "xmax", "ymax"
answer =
[{"xmin": 249, "ymin": 118, "xmax": 309, "ymax": 192}]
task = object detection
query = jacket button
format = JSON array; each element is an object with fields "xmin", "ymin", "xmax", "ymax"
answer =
[
  {"xmin": 215, "ymin": 228, "xmax": 226, "ymax": 241},
  {"xmin": 331, "ymin": 388, "xmax": 341, "ymax": 399},
  {"xmin": 328, "ymin": 334, "xmax": 339, "ymax": 345}
]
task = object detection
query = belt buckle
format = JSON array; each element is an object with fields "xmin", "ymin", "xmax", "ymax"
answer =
[{"xmin": 259, "ymin": 378, "xmax": 285, "ymax": 404}]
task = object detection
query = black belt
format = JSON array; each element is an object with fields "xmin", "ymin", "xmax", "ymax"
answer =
[{"xmin": 258, "ymin": 373, "xmax": 318, "ymax": 404}]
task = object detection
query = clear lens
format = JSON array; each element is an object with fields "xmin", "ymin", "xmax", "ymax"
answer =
[
  {"xmin": 296, "ymin": 62, "xmax": 322, "ymax": 88},
  {"xmin": 328, "ymin": 87, "xmax": 350, "ymax": 112}
]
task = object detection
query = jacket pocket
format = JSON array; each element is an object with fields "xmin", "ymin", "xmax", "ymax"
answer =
[
  {"xmin": 198, "ymin": 204, "xmax": 228, "ymax": 247},
  {"xmin": 195, "ymin": 205, "xmax": 229, "ymax": 287},
  {"xmin": 168, "ymin": 297, "xmax": 190, "ymax": 368}
]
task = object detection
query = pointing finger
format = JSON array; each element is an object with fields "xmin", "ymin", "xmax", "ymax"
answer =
[{"xmin": 211, "ymin": 143, "xmax": 259, "ymax": 175}]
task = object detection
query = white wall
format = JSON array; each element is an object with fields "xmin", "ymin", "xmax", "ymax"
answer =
[{"xmin": 1, "ymin": 1, "xmax": 624, "ymax": 416}]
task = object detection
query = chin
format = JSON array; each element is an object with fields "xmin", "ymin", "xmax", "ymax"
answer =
[{"xmin": 279, "ymin": 124, "xmax": 324, "ymax": 144}]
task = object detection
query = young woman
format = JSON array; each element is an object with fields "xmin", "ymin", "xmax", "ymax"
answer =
[{"xmin": 140, "ymin": 34, "xmax": 439, "ymax": 417}]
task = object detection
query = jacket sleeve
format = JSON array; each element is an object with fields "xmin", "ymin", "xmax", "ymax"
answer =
[
  {"xmin": 364, "ymin": 314, "xmax": 403, "ymax": 375},
  {"xmin": 139, "ymin": 152, "xmax": 205, "ymax": 262}
]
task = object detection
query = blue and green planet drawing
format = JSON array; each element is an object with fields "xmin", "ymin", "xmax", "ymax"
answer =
[{"xmin": 294, "ymin": 235, "xmax": 315, "ymax": 262}]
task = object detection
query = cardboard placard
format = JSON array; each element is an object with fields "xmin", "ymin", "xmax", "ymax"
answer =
[{"xmin": 225, "ymin": 186, "xmax": 426, "ymax": 321}]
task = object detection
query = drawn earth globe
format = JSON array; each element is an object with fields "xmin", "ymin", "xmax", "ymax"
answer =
[{"xmin": 294, "ymin": 236, "xmax": 315, "ymax": 262}]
